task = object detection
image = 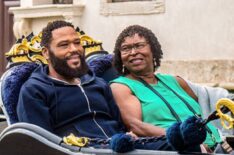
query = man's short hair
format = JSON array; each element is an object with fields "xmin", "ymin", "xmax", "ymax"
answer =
[{"xmin": 41, "ymin": 20, "xmax": 74, "ymax": 48}]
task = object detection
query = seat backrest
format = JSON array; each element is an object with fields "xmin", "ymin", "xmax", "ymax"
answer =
[
  {"xmin": 0, "ymin": 62, "xmax": 39, "ymax": 125},
  {"xmin": 87, "ymin": 52, "xmax": 119, "ymax": 83},
  {"xmin": 80, "ymin": 29, "xmax": 119, "ymax": 82}
]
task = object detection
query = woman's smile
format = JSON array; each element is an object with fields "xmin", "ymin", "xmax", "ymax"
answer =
[{"xmin": 129, "ymin": 58, "xmax": 144, "ymax": 65}]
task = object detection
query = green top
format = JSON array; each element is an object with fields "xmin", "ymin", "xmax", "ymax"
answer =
[{"xmin": 111, "ymin": 73, "xmax": 221, "ymax": 147}]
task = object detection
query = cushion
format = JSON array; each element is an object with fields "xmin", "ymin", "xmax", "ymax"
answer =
[{"xmin": 1, "ymin": 62, "xmax": 38, "ymax": 124}]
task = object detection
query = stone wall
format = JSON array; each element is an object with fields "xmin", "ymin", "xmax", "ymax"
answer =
[
  {"xmin": 158, "ymin": 60, "xmax": 234, "ymax": 90},
  {"xmin": 9, "ymin": 0, "xmax": 234, "ymax": 89}
]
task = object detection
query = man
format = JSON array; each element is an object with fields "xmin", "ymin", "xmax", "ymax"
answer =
[
  {"xmin": 16, "ymin": 20, "xmax": 186, "ymax": 152},
  {"xmin": 17, "ymin": 20, "xmax": 124, "ymax": 139}
]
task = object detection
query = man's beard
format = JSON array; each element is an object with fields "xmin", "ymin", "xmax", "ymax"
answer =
[{"xmin": 49, "ymin": 50, "xmax": 89, "ymax": 78}]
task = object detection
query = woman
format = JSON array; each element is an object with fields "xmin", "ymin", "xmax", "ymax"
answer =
[{"xmin": 110, "ymin": 25, "xmax": 221, "ymax": 150}]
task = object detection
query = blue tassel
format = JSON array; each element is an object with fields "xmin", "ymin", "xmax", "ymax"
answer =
[
  {"xmin": 110, "ymin": 133, "xmax": 135, "ymax": 153},
  {"xmin": 166, "ymin": 116, "xmax": 207, "ymax": 152},
  {"xmin": 166, "ymin": 122, "xmax": 185, "ymax": 151},
  {"xmin": 180, "ymin": 116, "xmax": 207, "ymax": 146}
]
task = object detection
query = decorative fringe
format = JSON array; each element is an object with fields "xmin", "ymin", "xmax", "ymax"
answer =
[
  {"xmin": 110, "ymin": 133, "xmax": 135, "ymax": 153},
  {"xmin": 166, "ymin": 116, "xmax": 207, "ymax": 152}
]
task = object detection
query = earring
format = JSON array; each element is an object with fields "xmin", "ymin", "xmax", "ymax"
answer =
[
  {"xmin": 153, "ymin": 58, "xmax": 157, "ymax": 68},
  {"xmin": 122, "ymin": 65, "xmax": 125, "ymax": 74}
]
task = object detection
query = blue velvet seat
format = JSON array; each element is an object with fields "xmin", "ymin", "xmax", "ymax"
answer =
[{"xmin": 0, "ymin": 62, "xmax": 39, "ymax": 125}]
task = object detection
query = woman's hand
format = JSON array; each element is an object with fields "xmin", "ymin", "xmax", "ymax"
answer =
[{"xmin": 126, "ymin": 131, "xmax": 138, "ymax": 140}]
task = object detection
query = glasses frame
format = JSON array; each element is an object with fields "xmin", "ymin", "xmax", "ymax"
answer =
[{"xmin": 120, "ymin": 42, "xmax": 148, "ymax": 55}]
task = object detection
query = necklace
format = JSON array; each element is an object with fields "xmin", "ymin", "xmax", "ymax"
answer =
[{"xmin": 128, "ymin": 73, "xmax": 157, "ymax": 84}]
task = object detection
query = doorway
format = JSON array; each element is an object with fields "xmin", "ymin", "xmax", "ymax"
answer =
[{"xmin": 0, "ymin": 0, "xmax": 20, "ymax": 76}]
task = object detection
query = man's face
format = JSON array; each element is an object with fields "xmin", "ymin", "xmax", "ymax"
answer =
[{"xmin": 47, "ymin": 26, "xmax": 88, "ymax": 78}]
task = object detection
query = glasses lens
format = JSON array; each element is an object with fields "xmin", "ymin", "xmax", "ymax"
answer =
[{"xmin": 120, "ymin": 42, "xmax": 147, "ymax": 54}]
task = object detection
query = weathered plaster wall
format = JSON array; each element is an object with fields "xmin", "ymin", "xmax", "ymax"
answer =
[{"xmin": 10, "ymin": 0, "xmax": 234, "ymax": 88}]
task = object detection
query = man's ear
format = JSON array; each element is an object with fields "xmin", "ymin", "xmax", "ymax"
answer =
[{"xmin": 42, "ymin": 47, "xmax": 49, "ymax": 60}]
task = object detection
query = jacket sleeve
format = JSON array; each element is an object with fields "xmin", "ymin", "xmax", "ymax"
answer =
[{"xmin": 17, "ymin": 83, "xmax": 54, "ymax": 132}]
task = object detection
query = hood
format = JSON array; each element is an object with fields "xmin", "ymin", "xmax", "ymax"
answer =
[{"xmin": 30, "ymin": 64, "xmax": 96, "ymax": 85}]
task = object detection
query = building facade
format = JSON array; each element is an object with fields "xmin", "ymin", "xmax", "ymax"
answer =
[{"xmin": 2, "ymin": 0, "xmax": 234, "ymax": 89}]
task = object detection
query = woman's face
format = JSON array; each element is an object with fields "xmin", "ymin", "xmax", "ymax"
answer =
[{"xmin": 120, "ymin": 33, "xmax": 154, "ymax": 75}]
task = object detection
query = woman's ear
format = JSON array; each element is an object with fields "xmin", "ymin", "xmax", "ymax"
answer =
[{"xmin": 42, "ymin": 47, "xmax": 49, "ymax": 60}]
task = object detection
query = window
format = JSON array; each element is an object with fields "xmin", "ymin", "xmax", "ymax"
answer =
[
  {"xmin": 112, "ymin": 0, "xmax": 152, "ymax": 2},
  {"xmin": 100, "ymin": 0, "xmax": 165, "ymax": 16},
  {"xmin": 53, "ymin": 0, "xmax": 73, "ymax": 4}
]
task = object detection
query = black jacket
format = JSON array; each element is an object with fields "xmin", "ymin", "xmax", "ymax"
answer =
[{"xmin": 17, "ymin": 65, "xmax": 125, "ymax": 138}]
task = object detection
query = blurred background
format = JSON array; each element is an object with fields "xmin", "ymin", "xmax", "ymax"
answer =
[{"xmin": 0, "ymin": 0, "xmax": 234, "ymax": 90}]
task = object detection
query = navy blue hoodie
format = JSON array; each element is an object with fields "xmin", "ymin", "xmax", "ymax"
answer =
[{"xmin": 17, "ymin": 65, "xmax": 125, "ymax": 139}]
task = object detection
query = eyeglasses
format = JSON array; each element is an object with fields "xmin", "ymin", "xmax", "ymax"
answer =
[{"xmin": 120, "ymin": 42, "xmax": 148, "ymax": 55}]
